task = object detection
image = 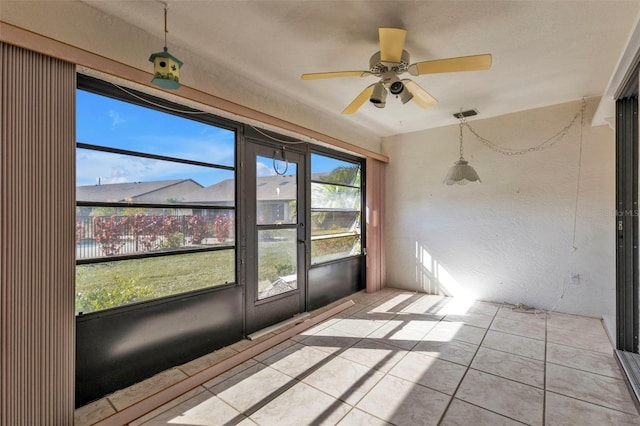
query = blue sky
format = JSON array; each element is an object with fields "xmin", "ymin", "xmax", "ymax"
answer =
[
  {"xmin": 76, "ymin": 90, "xmax": 359, "ymax": 187},
  {"xmin": 76, "ymin": 90, "xmax": 235, "ymax": 187}
]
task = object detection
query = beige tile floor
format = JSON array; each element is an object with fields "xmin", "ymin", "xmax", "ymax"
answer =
[{"xmin": 77, "ymin": 288, "xmax": 640, "ymax": 425}]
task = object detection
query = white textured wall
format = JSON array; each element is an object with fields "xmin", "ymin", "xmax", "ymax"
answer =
[{"xmin": 382, "ymin": 98, "xmax": 615, "ymax": 318}]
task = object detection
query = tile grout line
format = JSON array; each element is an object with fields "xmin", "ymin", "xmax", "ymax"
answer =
[
  {"xmin": 358, "ymin": 298, "xmax": 459, "ymax": 425},
  {"xmin": 459, "ymin": 366, "xmax": 544, "ymax": 392},
  {"xmin": 258, "ymin": 303, "xmax": 382, "ymax": 422},
  {"xmin": 170, "ymin": 296, "xmax": 629, "ymax": 425},
  {"xmin": 107, "ymin": 292, "xmax": 629, "ymax": 425},
  {"xmin": 471, "ymin": 331, "xmax": 544, "ymax": 361},
  {"xmin": 281, "ymin": 300, "xmax": 411, "ymax": 425},
  {"xmin": 323, "ymin": 303, "xmax": 423, "ymax": 422},
  {"xmin": 211, "ymin": 295, "xmax": 620, "ymax": 424},
  {"xmin": 105, "ymin": 398, "xmax": 118, "ymax": 416},
  {"xmin": 479, "ymin": 343, "xmax": 544, "ymax": 363},
  {"xmin": 545, "ymin": 359, "xmax": 626, "ymax": 381},
  {"xmin": 545, "ymin": 389, "xmax": 640, "ymax": 417},
  {"xmin": 442, "ymin": 304, "xmax": 633, "ymax": 423},
  {"xmin": 319, "ymin": 295, "xmax": 450, "ymax": 425},
  {"xmin": 483, "ymin": 328, "xmax": 610, "ymax": 363},
  {"xmin": 325, "ymin": 351, "xmax": 401, "ymax": 425},
  {"xmin": 448, "ymin": 399, "xmax": 529, "ymax": 425},
  {"xmin": 542, "ymin": 308, "xmax": 548, "ymax": 426},
  {"xmin": 130, "ymin": 388, "xmax": 204, "ymax": 425},
  {"xmin": 482, "ymin": 327, "xmax": 546, "ymax": 342},
  {"xmin": 219, "ymin": 355, "xmax": 336, "ymax": 420},
  {"xmin": 93, "ymin": 300, "xmax": 355, "ymax": 426},
  {"xmin": 544, "ymin": 341, "xmax": 612, "ymax": 355},
  {"xmin": 435, "ymin": 302, "xmax": 504, "ymax": 425}
]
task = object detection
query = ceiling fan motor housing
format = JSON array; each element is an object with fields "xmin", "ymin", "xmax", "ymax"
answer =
[{"xmin": 369, "ymin": 50, "xmax": 411, "ymax": 75}]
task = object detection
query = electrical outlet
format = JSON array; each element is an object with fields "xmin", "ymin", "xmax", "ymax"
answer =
[{"xmin": 569, "ymin": 273, "xmax": 580, "ymax": 286}]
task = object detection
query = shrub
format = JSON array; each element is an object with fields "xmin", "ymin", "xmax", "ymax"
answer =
[
  {"xmin": 75, "ymin": 221, "xmax": 85, "ymax": 244},
  {"xmin": 275, "ymin": 262, "xmax": 295, "ymax": 277},
  {"xmin": 187, "ymin": 215, "xmax": 208, "ymax": 244},
  {"xmin": 312, "ymin": 235, "xmax": 359, "ymax": 259},
  {"xmin": 161, "ymin": 216, "xmax": 182, "ymax": 235},
  {"xmin": 131, "ymin": 213, "xmax": 159, "ymax": 252},
  {"xmin": 93, "ymin": 215, "xmax": 130, "ymax": 256},
  {"xmin": 163, "ymin": 232, "xmax": 184, "ymax": 249},
  {"xmin": 213, "ymin": 215, "xmax": 233, "ymax": 242},
  {"xmin": 75, "ymin": 273, "xmax": 153, "ymax": 313}
]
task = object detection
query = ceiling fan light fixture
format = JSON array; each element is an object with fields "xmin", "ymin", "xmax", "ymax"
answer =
[
  {"xmin": 387, "ymin": 75, "xmax": 413, "ymax": 104},
  {"xmin": 389, "ymin": 80, "xmax": 404, "ymax": 95},
  {"xmin": 370, "ymin": 82, "xmax": 387, "ymax": 108},
  {"xmin": 398, "ymin": 86, "xmax": 413, "ymax": 104}
]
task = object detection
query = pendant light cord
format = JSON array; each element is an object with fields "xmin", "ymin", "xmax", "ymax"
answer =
[
  {"xmin": 458, "ymin": 118, "xmax": 465, "ymax": 160},
  {"xmin": 571, "ymin": 100, "xmax": 586, "ymax": 252},
  {"xmin": 163, "ymin": 5, "xmax": 168, "ymax": 51}
]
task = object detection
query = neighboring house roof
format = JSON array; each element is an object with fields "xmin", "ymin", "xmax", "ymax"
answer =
[
  {"xmin": 78, "ymin": 175, "xmax": 300, "ymax": 205},
  {"xmin": 182, "ymin": 175, "xmax": 297, "ymax": 204},
  {"xmin": 257, "ymin": 175, "xmax": 297, "ymax": 201},
  {"xmin": 181, "ymin": 179, "xmax": 235, "ymax": 204},
  {"xmin": 77, "ymin": 179, "xmax": 203, "ymax": 203}
]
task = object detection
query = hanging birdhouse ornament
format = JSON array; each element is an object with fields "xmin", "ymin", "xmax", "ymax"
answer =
[
  {"xmin": 149, "ymin": 5, "xmax": 183, "ymax": 90},
  {"xmin": 149, "ymin": 47, "xmax": 183, "ymax": 89}
]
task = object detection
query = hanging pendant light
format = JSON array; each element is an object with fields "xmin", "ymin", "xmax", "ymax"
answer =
[
  {"xmin": 443, "ymin": 116, "xmax": 481, "ymax": 185},
  {"xmin": 149, "ymin": 5, "xmax": 183, "ymax": 90}
]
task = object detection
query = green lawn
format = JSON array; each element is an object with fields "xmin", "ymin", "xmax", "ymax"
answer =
[
  {"xmin": 76, "ymin": 235, "xmax": 359, "ymax": 314},
  {"xmin": 76, "ymin": 250, "xmax": 234, "ymax": 314}
]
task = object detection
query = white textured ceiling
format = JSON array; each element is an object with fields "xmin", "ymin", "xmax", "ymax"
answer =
[{"xmin": 82, "ymin": 0, "xmax": 640, "ymax": 139}]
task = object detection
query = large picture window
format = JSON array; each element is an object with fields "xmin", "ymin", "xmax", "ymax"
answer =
[
  {"xmin": 310, "ymin": 153, "xmax": 362, "ymax": 264},
  {"xmin": 75, "ymin": 83, "xmax": 236, "ymax": 314}
]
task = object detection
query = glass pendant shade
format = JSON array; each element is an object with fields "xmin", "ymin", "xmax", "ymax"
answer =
[
  {"xmin": 443, "ymin": 158, "xmax": 481, "ymax": 185},
  {"xmin": 444, "ymin": 117, "xmax": 481, "ymax": 185}
]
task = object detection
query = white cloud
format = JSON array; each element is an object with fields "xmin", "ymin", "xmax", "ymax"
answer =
[
  {"xmin": 108, "ymin": 109, "xmax": 124, "ymax": 127},
  {"xmin": 134, "ymin": 133, "xmax": 235, "ymax": 166},
  {"xmin": 75, "ymin": 149, "xmax": 233, "ymax": 187},
  {"xmin": 256, "ymin": 161, "xmax": 277, "ymax": 177}
]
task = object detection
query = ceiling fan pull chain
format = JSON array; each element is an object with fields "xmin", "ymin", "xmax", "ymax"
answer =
[{"xmin": 273, "ymin": 146, "xmax": 289, "ymax": 176}]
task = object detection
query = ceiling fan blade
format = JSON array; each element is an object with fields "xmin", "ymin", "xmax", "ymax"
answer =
[
  {"xmin": 408, "ymin": 54, "xmax": 492, "ymax": 76},
  {"xmin": 403, "ymin": 80, "xmax": 438, "ymax": 109},
  {"xmin": 379, "ymin": 28, "xmax": 407, "ymax": 63},
  {"xmin": 342, "ymin": 84, "xmax": 376, "ymax": 115},
  {"xmin": 301, "ymin": 71, "xmax": 370, "ymax": 80}
]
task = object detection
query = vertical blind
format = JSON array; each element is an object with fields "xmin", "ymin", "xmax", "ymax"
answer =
[
  {"xmin": 366, "ymin": 158, "xmax": 386, "ymax": 293},
  {"xmin": 0, "ymin": 43, "xmax": 76, "ymax": 425}
]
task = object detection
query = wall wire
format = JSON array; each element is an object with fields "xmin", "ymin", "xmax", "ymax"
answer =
[{"xmin": 571, "ymin": 100, "xmax": 586, "ymax": 252}]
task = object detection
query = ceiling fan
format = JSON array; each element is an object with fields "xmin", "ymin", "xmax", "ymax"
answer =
[{"xmin": 301, "ymin": 28, "xmax": 492, "ymax": 114}]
